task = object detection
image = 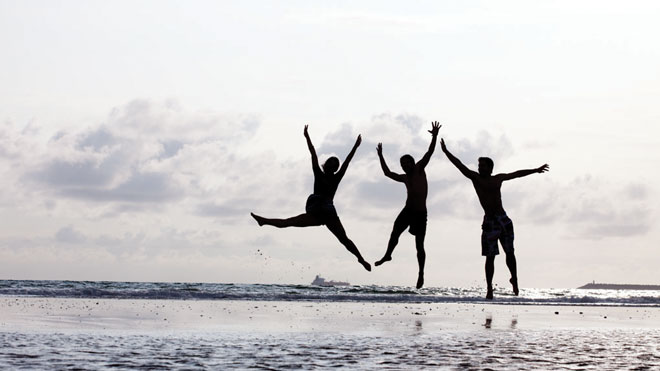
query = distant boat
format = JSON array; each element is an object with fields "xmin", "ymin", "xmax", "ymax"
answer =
[
  {"xmin": 311, "ymin": 275, "xmax": 350, "ymax": 287},
  {"xmin": 578, "ymin": 281, "xmax": 660, "ymax": 290}
]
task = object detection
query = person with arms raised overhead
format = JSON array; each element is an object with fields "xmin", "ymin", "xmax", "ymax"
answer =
[
  {"xmin": 441, "ymin": 138, "xmax": 549, "ymax": 299},
  {"xmin": 251, "ymin": 125, "xmax": 371, "ymax": 272},
  {"xmin": 374, "ymin": 121, "xmax": 441, "ymax": 289}
]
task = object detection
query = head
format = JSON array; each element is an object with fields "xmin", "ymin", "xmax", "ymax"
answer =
[
  {"xmin": 400, "ymin": 154, "xmax": 415, "ymax": 175},
  {"xmin": 322, "ymin": 156, "xmax": 340, "ymax": 174},
  {"xmin": 478, "ymin": 157, "xmax": 494, "ymax": 176}
]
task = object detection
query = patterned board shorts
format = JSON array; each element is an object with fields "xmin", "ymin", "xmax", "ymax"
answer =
[{"xmin": 481, "ymin": 214, "xmax": 514, "ymax": 256}]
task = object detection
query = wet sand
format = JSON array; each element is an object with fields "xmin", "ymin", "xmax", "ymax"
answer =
[
  {"xmin": 1, "ymin": 297, "xmax": 658, "ymax": 334},
  {"xmin": 2, "ymin": 298, "xmax": 659, "ymax": 369}
]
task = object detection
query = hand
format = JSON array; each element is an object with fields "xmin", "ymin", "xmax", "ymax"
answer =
[
  {"xmin": 428, "ymin": 121, "xmax": 442, "ymax": 137},
  {"xmin": 304, "ymin": 125, "xmax": 310, "ymax": 138},
  {"xmin": 355, "ymin": 134, "xmax": 362, "ymax": 147},
  {"xmin": 537, "ymin": 164, "xmax": 549, "ymax": 173},
  {"xmin": 440, "ymin": 138, "xmax": 447, "ymax": 152},
  {"xmin": 376, "ymin": 142, "xmax": 383, "ymax": 156}
]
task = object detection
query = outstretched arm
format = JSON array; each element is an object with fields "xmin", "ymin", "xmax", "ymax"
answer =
[
  {"xmin": 304, "ymin": 125, "xmax": 321, "ymax": 172},
  {"xmin": 499, "ymin": 164, "xmax": 549, "ymax": 181},
  {"xmin": 336, "ymin": 134, "xmax": 361, "ymax": 179},
  {"xmin": 417, "ymin": 121, "xmax": 441, "ymax": 169},
  {"xmin": 441, "ymin": 138, "xmax": 478, "ymax": 180},
  {"xmin": 377, "ymin": 143, "xmax": 405, "ymax": 182}
]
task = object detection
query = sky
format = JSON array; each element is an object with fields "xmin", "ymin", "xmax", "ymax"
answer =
[{"xmin": 1, "ymin": 1, "xmax": 659, "ymax": 289}]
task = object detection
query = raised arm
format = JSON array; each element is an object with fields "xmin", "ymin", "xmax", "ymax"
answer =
[
  {"xmin": 336, "ymin": 134, "xmax": 361, "ymax": 179},
  {"xmin": 304, "ymin": 125, "xmax": 321, "ymax": 172},
  {"xmin": 417, "ymin": 121, "xmax": 441, "ymax": 169},
  {"xmin": 441, "ymin": 138, "xmax": 478, "ymax": 180},
  {"xmin": 377, "ymin": 143, "xmax": 405, "ymax": 182},
  {"xmin": 498, "ymin": 164, "xmax": 549, "ymax": 181}
]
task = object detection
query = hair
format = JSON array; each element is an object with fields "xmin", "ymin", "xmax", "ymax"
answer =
[
  {"xmin": 478, "ymin": 157, "xmax": 494, "ymax": 170},
  {"xmin": 400, "ymin": 154, "xmax": 414, "ymax": 164},
  {"xmin": 323, "ymin": 156, "xmax": 340, "ymax": 174}
]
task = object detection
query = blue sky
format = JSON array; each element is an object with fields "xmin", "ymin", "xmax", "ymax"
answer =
[{"xmin": 1, "ymin": 1, "xmax": 659, "ymax": 288}]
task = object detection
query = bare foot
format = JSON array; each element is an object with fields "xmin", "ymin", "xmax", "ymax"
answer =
[
  {"xmin": 359, "ymin": 259, "xmax": 371, "ymax": 272},
  {"xmin": 416, "ymin": 273, "xmax": 424, "ymax": 289},
  {"xmin": 374, "ymin": 256, "xmax": 391, "ymax": 266},
  {"xmin": 486, "ymin": 287, "xmax": 494, "ymax": 300},
  {"xmin": 250, "ymin": 213, "xmax": 265, "ymax": 226},
  {"xmin": 510, "ymin": 278, "xmax": 519, "ymax": 296}
]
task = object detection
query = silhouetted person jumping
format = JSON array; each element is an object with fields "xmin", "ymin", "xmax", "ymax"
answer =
[
  {"xmin": 251, "ymin": 125, "xmax": 371, "ymax": 271},
  {"xmin": 374, "ymin": 121, "xmax": 441, "ymax": 289},
  {"xmin": 441, "ymin": 138, "xmax": 549, "ymax": 299}
]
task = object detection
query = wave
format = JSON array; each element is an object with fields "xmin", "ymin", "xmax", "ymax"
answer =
[{"xmin": 0, "ymin": 280, "xmax": 658, "ymax": 307}]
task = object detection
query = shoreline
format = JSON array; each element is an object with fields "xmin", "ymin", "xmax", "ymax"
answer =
[{"xmin": 1, "ymin": 297, "xmax": 658, "ymax": 335}]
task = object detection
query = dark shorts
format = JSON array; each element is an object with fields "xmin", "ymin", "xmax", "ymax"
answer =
[
  {"xmin": 394, "ymin": 207, "xmax": 427, "ymax": 236},
  {"xmin": 481, "ymin": 214, "xmax": 514, "ymax": 256},
  {"xmin": 305, "ymin": 194, "xmax": 339, "ymax": 224}
]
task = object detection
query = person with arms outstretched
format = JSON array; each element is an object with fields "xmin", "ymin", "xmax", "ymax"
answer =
[
  {"xmin": 441, "ymin": 138, "xmax": 549, "ymax": 299},
  {"xmin": 374, "ymin": 121, "xmax": 441, "ymax": 289},
  {"xmin": 251, "ymin": 125, "xmax": 371, "ymax": 271}
]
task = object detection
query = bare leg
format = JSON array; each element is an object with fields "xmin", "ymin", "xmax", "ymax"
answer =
[
  {"xmin": 375, "ymin": 218, "xmax": 408, "ymax": 266},
  {"xmin": 325, "ymin": 219, "xmax": 371, "ymax": 272},
  {"xmin": 485, "ymin": 256, "xmax": 495, "ymax": 300},
  {"xmin": 251, "ymin": 212, "xmax": 322, "ymax": 228},
  {"xmin": 415, "ymin": 233, "xmax": 426, "ymax": 289},
  {"xmin": 505, "ymin": 252, "xmax": 519, "ymax": 296}
]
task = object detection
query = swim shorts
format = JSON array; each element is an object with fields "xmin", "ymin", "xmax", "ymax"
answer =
[
  {"xmin": 394, "ymin": 207, "xmax": 428, "ymax": 236},
  {"xmin": 305, "ymin": 194, "xmax": 339, "ymax": 224},
  {"xmin": 481, "ymin": 213, "xmax": 514, "ymax": 256}
]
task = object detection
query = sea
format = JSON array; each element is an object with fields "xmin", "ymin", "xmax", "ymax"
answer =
[
  {"xmin": 1, "ymin": 280, "xmax": 659, "ymax": 370},
  {"xmin": 1, "ymin": 279, "xmax": 659, "ymax": 306}
]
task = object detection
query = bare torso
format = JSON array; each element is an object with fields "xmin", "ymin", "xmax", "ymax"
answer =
[
  {"xmin": 403, "ymin": 166, "xmax": 428, "ymax": 211},
  {"xmin": 471, "ymin": 175, "xmax": 505, "ymax": 216}
]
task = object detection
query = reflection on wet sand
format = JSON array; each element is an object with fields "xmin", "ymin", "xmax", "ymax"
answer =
[{"xmin": 483, "ymin": 315, "xmax": 518, "ymax": 329}]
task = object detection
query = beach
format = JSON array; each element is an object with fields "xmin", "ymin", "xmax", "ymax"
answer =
[{"xmin": 2, "ymin": 297, "xmax": 659, "ymax": 369}]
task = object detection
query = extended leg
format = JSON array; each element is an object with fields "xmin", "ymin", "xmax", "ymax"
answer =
[
  {"xmin": 505, "ymin": 252, "xmax": 519, "ymax": 296},
  {"xmin": 325, "ymin": 219, "xmax": 371, "ymax": 272},
  {"xmin": 251, "ymin": 212, "xmax": 321, "ymax": 228},
  {"xmin": 375, "ymin": 212, "xmax": 408, "ymax": 266},
  {"xmin": 414, "ymin": 233, "xmax": 426, "ymax": 289},
  {"xmin": 485, "ymin": 256, "xmax": 495, "ymax": 300}
]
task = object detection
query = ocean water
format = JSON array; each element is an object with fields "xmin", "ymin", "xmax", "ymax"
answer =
[
  {"xmin": 2, "ymin": 329, "xmax": 659, "ymax": 370},
  {"xmin": 1, "ymin": 279, "xmax": 659, "ymax": 306},
  {"xmin": 1, "ymin": 280, "xmax": 659, "ymax": 370}
]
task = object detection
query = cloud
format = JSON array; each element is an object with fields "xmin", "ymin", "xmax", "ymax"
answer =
[
  {"xmin": 16, "ymin": 99, "xmax": 261, "ymax": 211},
  {"xmin": 623, "ymin": 182, "xmax": 649, "ymax": 201},
  {"xmin": 58, "ymin": 172, "xmax": 184, "ymax": 203},
  {"xmin": 445, "ymin": 130, "xmax": 514, "ymax": 168},
  {"xmin": 55, "ymin": 226, "xmax": 86, "ymax": 244},
  {"xmin": 512, "ymin": 176, "xmax": 654, "ymax": 239},
  {"xmin": 196, "ymin": 198, "xmax": 258, "ymax": 220}
]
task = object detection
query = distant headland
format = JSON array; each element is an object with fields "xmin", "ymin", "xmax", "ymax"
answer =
[{"xmin": 578, "ymin": 281, "xmax": 660, "ymax": 290}]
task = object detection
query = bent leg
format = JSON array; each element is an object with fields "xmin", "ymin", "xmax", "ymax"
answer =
[
  {"xmin": 251, "ymin": 212, "xmax": 322, "ymax": 228},
  {"xmin": 485, "ymin": 256, "xmax": 495, "ymax": 300},
  {"xmin": 375, "ymin": 211, "xmax": 409, "ymax": 266},
  {"xmin": 414, "ymin": 233, "xmax": 426, "ymax": 289},
  {"xmin": 325, "ymin": 218, "xmax": 371, "ymax": 272}
]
